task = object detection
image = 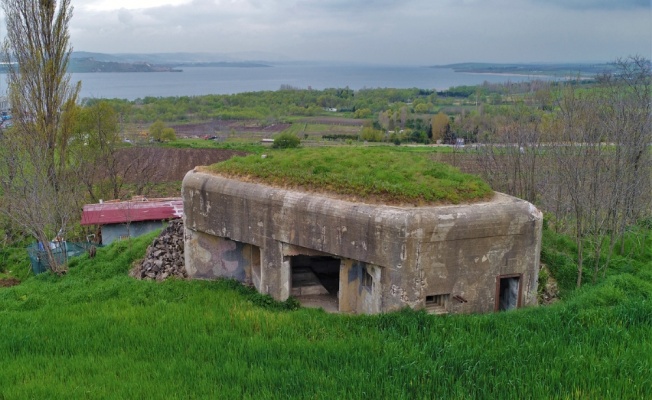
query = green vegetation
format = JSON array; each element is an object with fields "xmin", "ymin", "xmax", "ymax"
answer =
[
  {"xmin": 162, "ymin": 139, "xmax": 266, "ymax": 154},
  {"xmin": 271, "ymin": 132, "xmax": 301, "ymax": 149},
  {"xmin": 160, "ymin": 138, "xmax": 223, "ymax": 149},
  {"xmin": 148, "ymin": 120, "xmax": 177, "ymax": 142},
  {"xmin": 0, "ymin": 228, "xmax": 650, "ymax": 398},
  {"xmin": 542, "ymin": 218, "xmax": 652, "ymax": 296},
  {"xmin": 85, "ymin": 77, "xmax": 620, "ymax": 147},
  {"xmin": 208, "ymin": 147, "xmax": 492, "ymax": 204},
  {"xmin": 0, "ymin": 246, "xmax": 31, "ymax": 282}
]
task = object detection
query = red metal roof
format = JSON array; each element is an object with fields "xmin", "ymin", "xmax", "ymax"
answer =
[{"xmin": 81, "ymin": 198, "xmax": 184, "ymax": 226}]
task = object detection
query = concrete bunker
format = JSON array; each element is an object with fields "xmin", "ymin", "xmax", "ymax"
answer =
[{"xmin": 182, "ymin": 171, "xmax": 543, "ymax": 314}]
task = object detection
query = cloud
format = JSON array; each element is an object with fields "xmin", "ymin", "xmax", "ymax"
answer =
[
  {"xmin": 68, "ymin": 0, "xmax": 652, "ymax": 65},
  {"xmin": 83, "ymin": 0, "xmax": 192, "ymax": 12},
  {"xmin": 529, "ymin": 0, "xmax": 649, "ymax": 10},
  {"xmin": 117, "ymin": 9, "xmax": 134, "ymax": 25}
]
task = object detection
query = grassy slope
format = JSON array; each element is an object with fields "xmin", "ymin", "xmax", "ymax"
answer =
[
  {"xmin": 0, "ymin": 246, "xmax": 32, "ymax": 282},
  {"xmin": 208, "ymin": 147, "xmax": 492, "ymax": 205},
  {"xmin": 0, "ymin": 230, "xmax": 650, "ymax": 399}
]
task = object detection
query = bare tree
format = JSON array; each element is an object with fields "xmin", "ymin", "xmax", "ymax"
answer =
[
  {"xmin": 549, "ymin": 57, "xmax": 651, "ymax": 286},
  {"xmin": 593, "ymin": 56, "xmax": 652, "ymax": 277},
  {"xmin": 476, "ymin": 96, "xmax": 546, "ymax": 205},
  {"xmin": 0, "ymin": 0, "xmax": 79, "ymax": 273},
  {"xmin": 551, "ymin": 83, "xmax": 607, "ymax": 286},
  {"xmin": 125, "ymin": 148, "xmax": 167, "ymax": 196},
  {"xmin": 476, "ymin": 57, "xmax": 651, "ymax": 287}
]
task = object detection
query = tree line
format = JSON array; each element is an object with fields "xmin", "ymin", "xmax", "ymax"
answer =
[{"xmin": 475, "ymin": 56, "xmax": 651, "ymax": 286}]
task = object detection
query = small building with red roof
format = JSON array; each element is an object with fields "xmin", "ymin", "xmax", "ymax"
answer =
[{"xmin": 81, "ymin": 197, "xmax": 183, "ymax": 245}]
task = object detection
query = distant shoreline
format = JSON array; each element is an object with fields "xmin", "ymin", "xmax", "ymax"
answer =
[
  {"xmin": 68, "ymin": 58, "xmax": 271, "ymax": 73},
  {"xmin": 432, "ymin": 62, "xmax": 610, "ymax": 78},
  {"xmin": 458, "ymin": 71, "xmax": 555, "ymax": 79}
]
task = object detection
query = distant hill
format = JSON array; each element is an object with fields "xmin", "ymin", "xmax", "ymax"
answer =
[
  {"xmin": 0, "ymin": 52, "xmax": 274, "ymax": 73},
  {"xmin": 73, "ymin": 51, "xmax": 279, "ymax": 64},
  {"xmin": 67, "ymin": 52, "xmax": 274, "ymax": 72},
  {"xmin": 171, "ymin": 62, "xmax": 270, "ymax": 68},
  {"xmin": 433, "ymin": 62, "xmax": 616, "ymax": 76},
  {"xmin": 69, "ymin": 57, "xmax": 182, "ymax": 73}
]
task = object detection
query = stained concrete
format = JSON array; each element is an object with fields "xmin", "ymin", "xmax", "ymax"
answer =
[{"xmin": 182, "ymin": 171, "xmax": 542, "ymax": 314}]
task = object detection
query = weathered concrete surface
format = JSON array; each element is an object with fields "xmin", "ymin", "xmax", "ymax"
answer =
[{"xmin": 183, "ymin": 171, "xmax": 543, "ymax": 314}]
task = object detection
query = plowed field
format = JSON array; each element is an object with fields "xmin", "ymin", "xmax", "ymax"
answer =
[
  {"xmin": 170, "ymin": 120, "xmax": 290, "ymax": 138},
  {"xmin": 114, "ymin": 147, "xmax": 247, "ymax": 183}
]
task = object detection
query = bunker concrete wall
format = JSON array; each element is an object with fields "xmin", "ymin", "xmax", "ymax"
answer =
[{"xmin": 182, "ymin": 171, "xmax": 542, "ymax": 314}]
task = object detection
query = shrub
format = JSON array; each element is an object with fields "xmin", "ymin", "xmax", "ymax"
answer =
[
  {"xmin": 272, "ymin": 132, "xmax": 301, "ymax": 149},
  {"xmin": 360, "ymin": 126, "xmax": 384, "ymax": 142},
  {"xmin": 160, "ymin": 127, "xmax": 177, "ymax": 142}
]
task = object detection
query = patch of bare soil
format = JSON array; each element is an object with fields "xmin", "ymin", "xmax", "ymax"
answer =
[
  {"xmin": 299, "ymin": 117, "xmax": 364, "ymax": 126},
  {"xmin": 0, "ymin": 277, "xmax": 21, "ymax": 287},
  {"xmin": 170, "ymin": 120, "xmax": 290, "ymax": 138}
]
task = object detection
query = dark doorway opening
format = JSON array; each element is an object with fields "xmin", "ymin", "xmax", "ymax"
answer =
[
  {"xmin": 496, "ymin": 275, "xmax": 521, "ymax": 311},
  {"xmin": 290, "ymin": 255, "xmax": 340, "ymax": 312}
]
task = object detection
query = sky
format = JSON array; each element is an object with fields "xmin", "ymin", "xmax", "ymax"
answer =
[{"xmin": 62, "ymin": 0, "xmax": 652, "ymax": 65}]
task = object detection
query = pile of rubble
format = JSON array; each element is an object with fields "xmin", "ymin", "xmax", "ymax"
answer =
[{"xmin": 130, "ymin": 219, "xmax": 187, "ymax": 281}]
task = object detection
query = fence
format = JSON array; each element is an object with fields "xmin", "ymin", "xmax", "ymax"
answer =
[{"xmin": 26, "ymin": 242, "xmax": 96, "ymax": 274}]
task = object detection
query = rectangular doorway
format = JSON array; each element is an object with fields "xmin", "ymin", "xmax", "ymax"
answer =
[
  {"xmin": 290, "ymin": 255, "xmax": 340, "ymax": 312},
  {"xmin": 495, "ymin": 274, "xmax": 522, "ymax": 311}
]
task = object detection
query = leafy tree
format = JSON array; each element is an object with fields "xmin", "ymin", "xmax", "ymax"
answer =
[
  {"xmin": 146, "ymin": 119, "xmax": 176, "ymax": 142},
  {"xmin": 360, "ymin": 126, "xmax": 384, "ymax": 142},
  {"xmin": 354, "ymin": 108, "xmax": 372, "ymax": 119},
  {"xmin": 414, "ymin": 103, "xmax": 430, "ymax": 113},
  {"xmin": 160, "ymin": 127, "xmax": 177, "ymax": 142},
  {"xmin": 0, "ymin": 0, "xmax": 80, "ymax": 274},
  {"xmin": 148, "ymin": 120, "xmax": 167, "ymax": 141},
  {"xmin": 73, "ymin": 101, "xmax": 123, "ymax": 201},
  {"xmin": 408, "ymin": 129, "xmax": 428, "ymax": 144},
  {"xmin": 406, "ymin": 117, "xmax": 431, "ymax": 141},
  {"xmin": 431, "ymin": 112, "xmax": 450, "ymax": 143}
]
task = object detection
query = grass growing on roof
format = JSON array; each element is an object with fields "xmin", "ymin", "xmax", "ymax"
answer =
[{"xmin": 207, "ymin": 147, "xmax": 492, "ymax": 204}]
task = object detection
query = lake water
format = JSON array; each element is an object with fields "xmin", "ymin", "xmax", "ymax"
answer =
[{"xmin": 2, "ymin": 64, "xmax": 556, "ymax": 101}]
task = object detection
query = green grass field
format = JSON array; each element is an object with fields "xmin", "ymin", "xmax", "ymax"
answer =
[
  {"xmin": 208, "ymin": 147, "xmax": 492, "ymax": 204},
  {"xmin": 1, "ymin": 225, "xmax": 651, "ymax": 399}
]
